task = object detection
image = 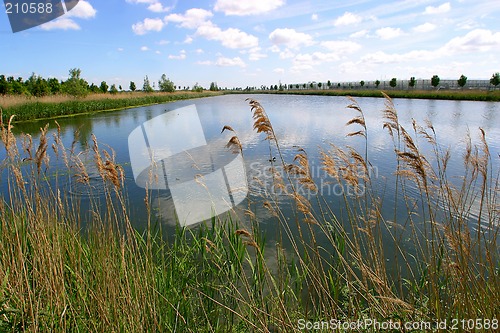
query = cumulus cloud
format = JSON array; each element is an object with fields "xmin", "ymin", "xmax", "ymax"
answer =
[
  {"xmin": 198, "ymin": 57, "xmax": 246, "ymax": 67},
  {"xmin": 168, "ymin": 50, "xmax": 186, "ymax": 60},
  {"xmin": 40, "ymin": 1, "xmax": 96, "ymax": 30},
  {"xmin": 424, "ymin": 2, "xmax": 451, "ymax": 15},
  {"xmin": 333, "ymin": 12, "xmax": 362, "ymax": 26},
  {"xmin": 413, "ymin": 23, "xmax": 436, "ymax": 33},
  {"xmin": 443, "ymin": 29, "xmax": 500, "ymax": 53},
  {"xmin": 214, "ymin": 0, "xmax": 285, "ymax": 16},
  {"xmin": 126, "ymin": 0, "xmax": 172, "ymax": 13},
  {"xmin": 165, "ymin": 8, "xmax": 213, "ymax": 29},
  {"xmin": 132, "ymin": 18, "xmax": 164, "ymax": 35},
  {"xmin": 195, "ymin": 22, "xmax": 258, "ymax": 49},
  {"xmin": 350, "ymin": 29, "xmax": 369, "ymax": 38},
  {"xmin": 269, "ymin": 28, "xmax": 314, "ymax": 49},
  {"xmin": 375, "ymin": 27, "xmax": 403, "ymax": 40},
  {"xmin": 320, "ymin": 40, "xmax": 362, "ymax": 54},
  {"xmin": 40, "ymin": 18, "xmax": 80, "ymax": 30},
  {"xmin": 140, "ymin": 46, "xmax": 150, "ymax": 51}
]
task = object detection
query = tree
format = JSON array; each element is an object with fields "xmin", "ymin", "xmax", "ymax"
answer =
[
  {"xmin": 109, "ymin": 84, "xmax": 118, "ymax": 94},
  {"xmin": 119, "ymin": 85, "xmax": 122, "ymax": 91},
  {"xmin": 375, "ymin": 80, "xmax": 380, "ymax": 88},
  {"xmin": 409, "ymin": 77, "xmax": 416, "ymax": 89},
  {"xmin": 158, "ymin": 74, "xmax": 175, "ymax": 92},
  {"xmin": 389, "ymin": 78, "xmax": 397, "ymax": 88},
  {"xmin": 457, "ymin": 74, "xmax": 467, "ymax": 89},
  {"xmin": 318, "ymin": 82, "xmax": 322, "ymax": 89},
  {"xmin": 209, "ymin": 82, "xmax": 219, "ymax": 91},
  {"xmin": 431, "ymin": 75, "xmax": 440, "ymax": 89},
  {"xmin": 143, "ymin": 76, "xmax": 154, "ymax": 92},
  {"xmin": 0, "ymin": 75, "xmax": 9, "ymax": 94},
  {"xmin": 192, "ymin": 82, "xmax": 203, "ymax": 92},
  {"xmin": 309, "ymin": 83, "xmax": 313, "ymax": 89},
  {"xmin": 490, "ymin": 72, "xmax": 500, "ymax": 89},
  {"xmin": 63, "ymin": 68, "xmax": 88, "ymax": 97},
  {"xmin": 88, "ymin": 83, "xmax": 100, "ymax": 93},
  {"xmin": 302, "ymin": 83, "xmax": 306, "ymax": 89},
  {"xmin": 360, "ymin": 80, "xmax": 365, "ymax": 88},
  {"xmin": 26, "ymin": 73, "xmax": 50, "ymax": 97},
  {"xmin": 47, "ymin": 78, "xmax": 61, "ymax": 94},
  {"xmin": 129, "ymin": 81, "xmax": 136, "ymax": 92},
  {"xmin": 327, "ymin": 80, "xmax": 331, "ymax": 89},
  {"xmin": 99, "ymin": 81, "xmax": 109, "ymax": 93}
]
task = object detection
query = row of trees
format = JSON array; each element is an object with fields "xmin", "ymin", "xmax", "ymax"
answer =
[
  {"xmin": 0, "ymin": 69, "xmax": 181, "ymax": 97},
  {"xmin": 278, "ymin": 73, "xmax": 500, "ymax": 91}
]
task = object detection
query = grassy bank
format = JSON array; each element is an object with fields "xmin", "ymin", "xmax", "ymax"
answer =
[
  {"xmin": 233, "ymin": 88, "xmax": 500, "ymax": 101},
  {"xmin": 0, "ymin": 91, "xmax": 222, "ymax": 122},
  {"xmin": 0, "ymin": 95, "xmax": 498, "ymax": 332}
]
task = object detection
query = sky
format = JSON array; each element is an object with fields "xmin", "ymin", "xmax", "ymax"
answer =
[{"xmin": 1, "ymin": 0, "xmax": 500, "ymax": 89}]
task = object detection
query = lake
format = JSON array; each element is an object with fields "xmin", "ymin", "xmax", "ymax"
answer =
[{"xmin": 2, "ymin": 94, "xmax": 499, "ymax": 251}]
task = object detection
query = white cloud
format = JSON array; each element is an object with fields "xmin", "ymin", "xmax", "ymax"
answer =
[
  {"xmin": 117, "ymin": 48, "xmax": 124, "ymax": 52},
  {"xmin": 40, "ymin": 1, "xmax": 96, "ymax": 31},
  {"xmin": 66, "ymin": 1, "xmax": 96, "ymax": 19},
  {"xmin": 165, "ymin": 8, "xmax": 213, "ymax": 29},
  {"xmin": 279, "ymin": 48, "xmax": 294, "ymax": 59},
  {"xmin": 197, "ymin": 56, "xmax": 247, "ymax": 67},
  {"xmin": 148, "ymin": 3, "xmax": 171, "ymax": 13},
  {"xmin": 273, "ymin": 68, "xmax": 285, "ymax": 74},
  {"xmin": 311, "ymin": 14, "xmax": 318, "ymax": 21},
  {"xmin": 413, "ymin": 23, "xmax": 436, "ymax": 33},
  {"xmin": 169, "ymin": 50, "xmax": 186, "ymax": 60},
  {"xmin": 156, "ymin": 39, "xmax": 170, "ymax": 45},
  {"xmin": 195, "ymin": 48, "xmax": 204, "ymax": 54},
  {"xmin": 214, "ymin": 0, "xmax": 285, "ymax": 16},
  {"xmin": 293, "ymin": 52, "xmax": 340, "ymax": 70},
  {"xmin": 247, "ymin": 47, "xmax": 267, "ymax": 61},
  {"xmin": 269, "ymin": 28, "xmax": 314, "ymax": 49},
  {"xmin": 333, "ymin": 12, "xmax": 362, "ymax": 26},
  {"xmin": 424, "ymin": 2, "xmax": 451, "ymax": 15},
  {"xmin": 40, "ymin": 18, "xmax": 80, "ymax": 30},
  {"xmin": 350, "ymin": 29, "xmax": 369, "ymax": 38},
  {"xmin": 140, "ymin": 46, "xmax": 150, "ymax": 51},
  {"xmin": 195, "ymin": 22, "xmax": 259, "ymax": 49},
  {"xmin": 443, "ymin": 29, "xmax": 500, "ymax": 53},
  {"xmin": 320, "ymin": 41, "xmax": 362, "ymax": 54},
  {"xmin": 375, "ymin": 27, "xmax": 403, "ymax": 40},
  {"xmin": 132, "ymin": 18, "xmax": 164, "ymax": 35}
]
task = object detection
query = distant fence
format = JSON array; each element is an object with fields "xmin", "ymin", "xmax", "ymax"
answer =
[{"xmin": 289, "ymin": 79, "xmax": 495, "ymax": 91}]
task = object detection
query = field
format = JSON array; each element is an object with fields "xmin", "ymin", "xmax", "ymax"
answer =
[{"xmin": 0, "ymin": 95, "xmax": 498, "ymax": 332}]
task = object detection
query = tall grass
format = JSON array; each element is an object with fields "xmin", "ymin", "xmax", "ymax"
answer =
[
  {"xmin": 0, "ymin": 91, "xmax": 221, "ymax": 122},
  {"xmin": 0, "ymin": 95, "xmax": 498, "ymax": 332}
]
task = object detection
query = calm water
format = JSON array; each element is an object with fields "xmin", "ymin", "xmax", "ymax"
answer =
[{"xmin": 2, "ymin": 94, "xmax": 499, "ymax": 246}]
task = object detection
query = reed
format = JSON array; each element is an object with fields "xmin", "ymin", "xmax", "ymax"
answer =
[{"xmin": 0, "ymin": 95, "xmax": 498, "ymax": 332}]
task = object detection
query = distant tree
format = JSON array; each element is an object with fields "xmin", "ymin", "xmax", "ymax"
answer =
[
  {"xmin": 88, "ymin": 83, "xmax": 100, "ymax": 93},
  {"xmin": 457, "ymin": 74, "xmax": 467, "ymax": 89},
  {"xmin": 158, "ymin": 74, "xmax": 175, "ymax": 92},
  {"xmin": 11, "ymin": 77, "xmax": 27, "ymax": 95},
  {"xmin": 192, "ymin": 82, "xmax": 203, "ymax": 92},
  {"xmin": 26, "ymin": 73, "xmax": 50, "ymax": 97},
  {"xmin": 129, "ymin": 81, "xmax": 136, "ymax": 92},
  {"xmin": 490, "ymin": 72, "xmax": 500, "ymax": 89},
  {"xmin": 409, "ymin": 77, "xmax": 416, "ymax": 89},
  {"xmin": 375, "ymin": 80, "xmax": 380, "ymax": 88},
  {"xmin": 143, "ymin": 76, "xmax": 154, "ymax": 92},
  {"xmin": 209, "ymin": 82, "xmax": 219, "ymax": 91},
  {"xmin": 0, "ymin": 75, "xmax": 9, "ymax": 94},
  {"xmin": 327, "ymin": 80, "xmax": 331, "ymax": 89},
  {"xmin": 309, "ymin": 83, "xmax": 313, "ymax": 89},
  {"xmin": 119, "ymin": 85, "xmax": 122, "ymax": 91},
  {"xmin": 360, "ymin": 80, "xmax": 365, "ymax": 88},
  {"xmin": 295, "ymin": 84, "xmax": 299, "ymax": 89},
  {"xmin": 99, "ymin": 81, "xmax": 108, "ymax": 93},
  {"xmin": 318, "ymin": 82, "xmax": 322, "ymax": 89},
  {"xmin": 302, "ymin": 83, "xmax": 306, "ymax": 89},
  {"xmin": 109, "ymin": 84, "xmax": 118, "ymax": 94},
  {"xmin": 389, "ymin": 78, "xmax": 397, "ymax": 88},
  {"xmin": 431, "ymin": 75, "xmax": 440, "ymax": 89},
  {"xmin": 47, "ymin": 78, "xmax": 61, "ymax": 94},
  {"xmin": 338, "ymin": 83, "xmax": 341, "ymax": 88},
  {"xmin": 274, "ymin": 84, "xmax": 278, "ymax": 90},
  {"xmin": 63, "ymin": 68, "xmax": 88, "ymax": 97}
]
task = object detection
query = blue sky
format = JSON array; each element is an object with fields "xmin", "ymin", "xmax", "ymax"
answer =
[{"xmin": 1, "ymin": 0, "xmax": 500, "ymax": 89}]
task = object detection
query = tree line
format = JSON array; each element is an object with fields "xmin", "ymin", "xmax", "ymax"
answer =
[{"xmin": 0, "ymin": 68, "xmax": 190, "ymax": 98}]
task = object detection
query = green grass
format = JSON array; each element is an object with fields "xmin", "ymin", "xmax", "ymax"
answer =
[
  {"xmin": 0, "ymin": 91, "xmax": 221, "ymax": 123},
  {"xmin": 0, "ymin": 95, "xmax": 498, "ymax": 332},
  {"xmin": 231, "ymin": 88, "xmax": 500, "ymax": 101}
]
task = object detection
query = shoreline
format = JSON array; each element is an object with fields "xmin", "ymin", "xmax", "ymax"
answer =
[{"xmin": 1, "ymin": 88, "xmax": 498, "ymax": 123}]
